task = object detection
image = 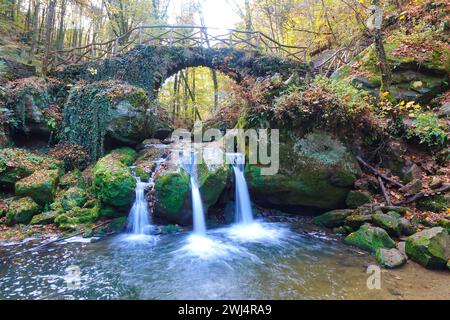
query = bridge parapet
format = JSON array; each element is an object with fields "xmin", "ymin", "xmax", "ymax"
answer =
[{"xmin": 48, "ymin": 25, "xmax": 308, "ymax": 70}]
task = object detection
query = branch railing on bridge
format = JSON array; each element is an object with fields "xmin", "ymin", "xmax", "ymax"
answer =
[{"xmin": 48, "ymin": 25, "xmax": 309, "ymax": 70}]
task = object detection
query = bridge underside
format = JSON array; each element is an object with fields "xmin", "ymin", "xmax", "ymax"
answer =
[{"xmin": 57, "ymin": 45, "xmax": 310, "ymax": 98}]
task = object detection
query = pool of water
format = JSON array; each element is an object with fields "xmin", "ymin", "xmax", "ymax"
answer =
[{"xmin": 0, "ymin": 219, "xmax": 448, "ymax": 300}]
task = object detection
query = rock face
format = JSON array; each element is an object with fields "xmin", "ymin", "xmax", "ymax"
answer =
[
  {"xmin": 62, "ymin": 81, "xmax": 171, "ymax": 161},
  {"xmin": 405, "ymin": 227, "xmax": 450, "ymax": 269},
  {"xmin": 376, "ymin": 248, "xmax": 407, "ymax": 269},
  {"xmin": 154, "ymin": 162, "xmax": 230, "ymax": 225},
  {"xmin": 246, "ymin": 132, "xmax": 361, "ymax": 212},
  {"xmin": 344, "ymin": 224, "xmax": 396, "ymax": 253},
  {"xmin": 15, "ymin": 170, "xmax": 59, "ymax": 205},
  {"xmin": 92, "ymin": 153, "xmax": 136, "ymax": 208},
  {"xmin": 0, "ymin": 148, "xmax": 63, "ymax": 189},
  {"xmin": 6, "ymin": 197, "xmax": 40, "ymax": 225},
  {"xmin": 346, "ymin": 191, "xmax": 372, "ymax": 209},
  {"xmin": 313, "ymin": 209, "xmax": 353, "ymax": 228},
  {"xmin": 0, "ymin": 58, "xmax": 35, "ymax": 83}
]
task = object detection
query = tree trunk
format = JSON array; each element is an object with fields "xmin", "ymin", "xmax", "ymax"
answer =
[
  {"xmin": 42, "ymin": 0, "xmax": 56, "ymax": 75},
  {"xmin": 56, "ymin": 0, "xmax": 67, "ymax": 50},
  {"xmin": 372, "ymin": 0, "xmax": 391, "ymax": 92},
  {"xmin": 28, "ymin": 0, "xmax": 40, "ymax": 63}
]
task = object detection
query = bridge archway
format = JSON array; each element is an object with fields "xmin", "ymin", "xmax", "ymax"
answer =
[{"xmin": 60, "ymin": 45, "xmax": 309, "ymax": 99}]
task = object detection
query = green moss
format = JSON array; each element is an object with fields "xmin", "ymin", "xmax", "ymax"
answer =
[
  {"xmin": 344, "ymin": 214, "xmax": 373, "ymax": 230},
  {"xmin": 344, "ymin": 224, "xmax": 396, "ymax": 253},
  {"xmin": 30, "ymin": 211, "xmax": 57, "ymax": 225},
  {"xmin": 54, "ymin": 203, "xmax": 100, "ymax": 230},
  {"xmin": 109, "ymin": 147, "xmax": 138, "ymax": 166},
  {"xmin": 6, "ymin": 197, "xmax": 40, "ymax": 225},
  {"xmin": 405, "ymin": 227, "xmax": 450, "ymax": 269},
  {"xmin": 155, "ymin": 172, "xmax": 190, "ymax": 217},
  {"xmin": 417, "ymin": 195, "xmax": 449, "ymax": 213},
  {"xmin": 60, "ymin": 187, "xmax": 87, "ymax": 211},
  {"xmin": 313, "ymin": 209, "xmax": 354, "ymax": 228},
  {"xmin": 92, "ymin": 154, "xmax": 136, "ymax": 207},
  {"xmin": 372, "ymin": 213, "xmax": 401, "ymax": 237},
  {"xmin": 0, "ymin": 148, "xmax": 63, "ymax": 187},
  {"xmin": 15, "ymin": 170, "xmax": 59, "ymax": 205}
]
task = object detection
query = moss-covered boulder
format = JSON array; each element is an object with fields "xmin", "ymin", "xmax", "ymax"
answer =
[
  {"xmin": 15, "ymin": 170, "xmax": 59, "ymax": 205},
  {"xmin": 372, "ymin": 213, "xmax": 401, "ymax": 237},
  {"xmin": 0, "ymin": 148, "xmax": 63, "ymax": 189},
  {"xmin": 60, "ymin": 187, "xmax": 87, "ymax": 211},
  {"xmin": 344, "ymin": 224, "xmax": 396, "ymax": 253},
  {"xmin": 246, "ymin": 132, "xmax": 361, "ymax": 211},
  {"xmin": 30, "ymin": 211, "xmax": 58, "ymax": 225},
  {"xmin": 5, "ymin": 197, "xmax": 40, "ymax": 225},
  {"xmin": 313, "ymin": 209, "xmax": 353, "ymax": 228},
  {"xmin": 416, "ymin": 195, "xmax": 450, "ymax": 213},
  {"xmin": 376, "ymin": 248, "xmax": 407, "ymax": 269},
  {"xmin": 109, "ymin": 147, "xmax": 137, "ymax": 166},
  {"xmin": 154, "ymin": 161, "xmax": 230, "ymax": 225},
  {"xmin": 54, "ymin": 204, "xmax": 100, "ymax": 231},
  {"xmin": 346, "ymin": 191, "xmax": 372, "ymax": 209},
  {"xmin": 92, "ymin": 154, "xmax": 136, "ymax": 207},
  {"xmin": 405, "ymin": 227, "xmax": 450, "ymax": 269}
]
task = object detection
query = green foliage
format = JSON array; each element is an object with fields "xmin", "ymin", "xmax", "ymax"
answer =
[{"xmin": 405, "ymin": 112, "xmax": 448, "ymax": 149}]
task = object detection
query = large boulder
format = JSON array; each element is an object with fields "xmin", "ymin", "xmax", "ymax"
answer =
[
  {"xmin": 5, "ymin": 197, "xmax": 40, "ymax": 225},
  {"xmin": 15, "ymin": 170, "xmax": 59, "ymax": 205},
  {"xmin": 0, "ymin": 148, "xmax": 63, "ymax": 189},
  {"xmin": 246, "ymin": 131, "xmax": 361, "ymax": 212},
  {"xmin": 372, "ymin": 213, "xmax": 401, "ymax": 237},
  {"xmin": 405, "ymin": 227, "xmax": 450, "ymax": 269},
  {"xmin": 154, "ymin": 161, "xmax": 230, "ymax": 225},
  {"xmin": 344, "ymin": 224, "xmax": 396, "ymax": 253},
  {"xmin": 416, "ymin": 195, "xmax": 450, "ymax": 213},
  {"xmin": 62, "ymin": 81, "xmax": 171, "ymax": 161},
  {"xmin": 92, "ymin": 153, "xmax": 136, "ymax": 207}
]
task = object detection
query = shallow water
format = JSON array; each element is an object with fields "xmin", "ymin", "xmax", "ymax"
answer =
[{"xmin": 0, "ymin": 219, "xmax": 448, "ymax": 300}]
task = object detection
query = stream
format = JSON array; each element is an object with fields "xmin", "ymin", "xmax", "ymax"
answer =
[{"xmin": 0, "ymin": 218, "xmax": 448, "ymax": 300}]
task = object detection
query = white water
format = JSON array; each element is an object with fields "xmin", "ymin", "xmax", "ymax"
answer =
[
  {"xmin": 228, "ymin": 153, "xmax": 254, "ymax": 224},
  {"xmin": 181, "ymin": 152, "xmax": 207, "ymax": 235},
  {"xmin": 126, "ymin": 178, "xmax": 153, "ymax": 235}
]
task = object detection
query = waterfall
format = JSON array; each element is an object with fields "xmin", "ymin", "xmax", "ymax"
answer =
[
  {"xmin": 126, "ymin": 177, "xmax": 152, "ymax": 235},
  {"xmin": 228, "ymin": 153, "xmax": 254, "ymax": 224},
  {"xmin": 181, "ymin": 151, "xmax": 206, "ymax": 235}
]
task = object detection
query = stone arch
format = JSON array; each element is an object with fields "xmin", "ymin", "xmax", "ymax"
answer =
[{"xmin": 58, "ymin": 45, "xmax": 310, "ymax": 98}]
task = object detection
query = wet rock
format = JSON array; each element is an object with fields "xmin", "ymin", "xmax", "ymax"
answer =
[
  {"xmin": 344, "ymin": 224, "xmax": 396, "ymax": 253},
  {"xmin": 376, "ymin": 248, "xmax": 407, "ymax": 268},
  {"xmin": 313, "ymin": 209, "xmax": 354, "ymax": 228},
  {"xmin": 372, "ymin": 213, "xmax": 401, "ymax": 237},
  {"xmin": 5, "ymin": 197, "xmax": 40, "ymax": 225},
  {"xmin": 246, "ymin": 132, "xmax": 361, "ymax": 211},
  {"xmin": 399, "ymin": 218, "xmax": 416, "ymax": 236},
  {"xmin": 405, "ymin": 227, "xmax": 450, "ymax": 269},
  {"xmin": 92, "ymin": 153, "xmax": 136, "ymax": 208},
  {"xmin": 15, "ymin": 170, "xmax": 59, "ymax": 205},
  {"xmin": 154, "ymin": 161, "xmax": 230, "ymax": 225},
  {"xmin": 346, "ymin": 190, "xmax": 372, "ymax": 209},
  {"xmin": 344, "ymin": 214, "xmax": 373, "ymax": 230},
  {"xmin": 397, "ymin": 241, "xmax": 408, "ymax": 259}
]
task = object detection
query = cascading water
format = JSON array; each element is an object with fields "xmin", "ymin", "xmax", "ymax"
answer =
[
  {"xmin": 126, "ymin": 177, "xmax": 152, "ymax": 235},
  {"xmin": 227, "ymin": 153, "xmax": 253, "ymax": 224},
  {"xmin": 181, "ymin": 151, "xmax": 206, "ymax": 235}
]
